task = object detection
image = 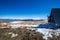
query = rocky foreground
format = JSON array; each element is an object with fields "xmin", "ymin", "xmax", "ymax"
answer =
[
  {"xmin": 0, "ymin": 27, "xmax": 60, "ymax": 40},
  {"xmin": 0, "ymin": 28, "xmax": 44, "ymax": 40}
]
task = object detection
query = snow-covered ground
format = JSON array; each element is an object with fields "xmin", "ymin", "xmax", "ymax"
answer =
[
  {"xmin": 10, "ymin": 24, "xmax": 39, "ymax": 28},
  {"xmin": 8, "ymin": 32, "xmax": 18, "ymax": 38},
  {"xmin": 8, "ymin": 21, "xmax": 39, "ymax": 28},
  {"xmin": 27, "ymin": 28, "xmax": 60, "ymax": 40}
]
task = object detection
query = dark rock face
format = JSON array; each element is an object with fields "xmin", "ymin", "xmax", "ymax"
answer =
[
  {"xmin": 48, "ymin": 13, "xmax": 55, "ymax": 23},
  {"xmin": 48, "ymin": 8, "xmax": 60, "ymax": 27}
]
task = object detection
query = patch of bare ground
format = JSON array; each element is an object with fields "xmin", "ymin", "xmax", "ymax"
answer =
[{"xmin": 0, "ymin": 27, "xmax": 44, "ymax": 40}]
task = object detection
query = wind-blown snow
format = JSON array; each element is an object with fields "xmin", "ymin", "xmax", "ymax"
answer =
[{"xmin": 27, "ymin": 28, "xmax": 60, "ymax": 40}]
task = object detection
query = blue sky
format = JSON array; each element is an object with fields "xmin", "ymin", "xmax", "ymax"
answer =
[{"xmin": 0, "ymin": 0, "xmax": 60, "ymax": 19}]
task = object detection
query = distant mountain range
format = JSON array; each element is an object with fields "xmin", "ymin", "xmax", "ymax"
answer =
[{"xmin": 0, "ymin": 19, "xmax": 45, "ymax": 22}]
